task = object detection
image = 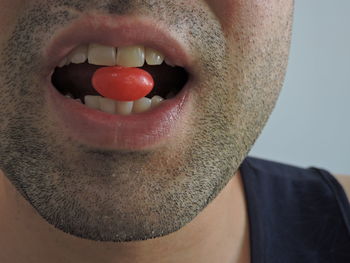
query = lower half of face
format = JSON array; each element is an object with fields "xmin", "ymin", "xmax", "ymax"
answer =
[{"xmin": 0, "ymin": 0, "xmax": 293, "ymax": 242}]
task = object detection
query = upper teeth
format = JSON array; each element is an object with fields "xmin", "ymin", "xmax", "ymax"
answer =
[{"xmin": 59, "ymin": 44, "xmax": 172, "ymax": 68}]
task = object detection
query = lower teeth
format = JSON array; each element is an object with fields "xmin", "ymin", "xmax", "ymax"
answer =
[{"xmin": 65, "ymin": 94, "xmax": 166, "ymax": 115}]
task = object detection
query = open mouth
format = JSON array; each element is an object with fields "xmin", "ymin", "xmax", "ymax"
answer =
[
  {"xmin": 51, "ymin": 44, "xmax": 189, "ymax": 115},
  {"xmin": 45, "ymin": 16, "xmax": 195, "ymax": 150}
]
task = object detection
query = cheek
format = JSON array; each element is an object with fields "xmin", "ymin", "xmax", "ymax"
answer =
[
  {"xmin": 0, "ymin": 0, "xmax": 27, "ymax": 41},
  {"xmin": 205, "ymin": 0, "xmax": 293, "ymax": 43},
  {"xmin": 205, "ymin": 0, "xmax": 236, "ymax": 28}
]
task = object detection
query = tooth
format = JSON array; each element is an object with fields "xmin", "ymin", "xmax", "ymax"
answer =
[
  {"xmin": 164, "ymin": 58, "xmax": 175, "ymax": 67},
  {"xmin": 145, "ymin": 48, "xmax": 165, "ymax": 65},
  {"xmin": 88, "ymin": 44, "xmax": 116, "ymax": 66},
  {"xmin": 84, "ymin": 95, "xmax": 100, "ymax": 109},
  {"xmin": 151, "ymin": 95, "xmax": 164, "ymax": 108},
  {"xmin": 116, "ymin": 45, "xmax": 145, "ymax": 67},
  {"xmin": 75, "ymin": 98, "xmax": 83, "ymax": 104},
  {"xmin": 166, "ymin": 92, "xmax": 176, "ymax": 99},
  {"xmin": 99, "ymin": 97, "xmax": 116, "ymax": 114},
  {"xmin": 115, "ymin": 101, "xmax": 134, "ymax": 115},
  {"xmin": 65, "ymin": 93, "xmax": 74, "ymax": 99},
  {"xmin": 58, "ymin": 57, "xmax": 68, "ymax": 68},
  {"xmin": 69, "ymin": 45, "xmax": 88, "ymax": 64},
  {"xmin": 132, "ymin": 97, "xmax": 152, "ymax": 113}
]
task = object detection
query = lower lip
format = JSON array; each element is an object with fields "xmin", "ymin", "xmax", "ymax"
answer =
[{"xmin": 46, "ymin": 81, "xmax": 192, "ymax": 151}]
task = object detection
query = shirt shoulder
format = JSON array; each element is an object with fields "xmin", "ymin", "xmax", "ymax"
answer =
[{"xmin": 241, "ymin": 156, "xmax": 350, "ymax": 262}]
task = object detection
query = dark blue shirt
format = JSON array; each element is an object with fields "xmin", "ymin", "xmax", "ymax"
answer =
[{"xmin": 240, "ymin": 157, "xmax": 350, "ymax": 263}]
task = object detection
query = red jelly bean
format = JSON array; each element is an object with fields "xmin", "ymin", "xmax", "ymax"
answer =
[{"xmin": 92, "ymin": 66, "xmax": 154, "ymax": 101}]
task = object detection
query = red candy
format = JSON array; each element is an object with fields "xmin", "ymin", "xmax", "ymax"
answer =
[{"xmin": 92, "ymin": 66, "xmax": 154, "ymax": 101}]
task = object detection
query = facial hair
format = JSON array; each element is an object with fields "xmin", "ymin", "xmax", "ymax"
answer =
[{"xmin": 0, "ymin": 0, "xmax": 293, "ymax": 242}]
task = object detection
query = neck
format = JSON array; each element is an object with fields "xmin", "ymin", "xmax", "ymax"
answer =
[{"xmin": 0, "ymin": 170, "xmax": 250, "ymax": 263}]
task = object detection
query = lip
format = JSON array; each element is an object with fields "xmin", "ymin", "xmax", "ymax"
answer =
[
  {"xmin": 44, "ymin": 14, "xmax": 195, "ymax": 151},
  {"xmin": 43, "ymin": 14, "xmax": 194, "ymax": 76},
  {"xmin": 46, "ymin": 79, "xmax": 192, "ymax": 151}
]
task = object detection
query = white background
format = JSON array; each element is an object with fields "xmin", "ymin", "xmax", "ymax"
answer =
[{"xmin": 250, "ymin": 0, "xmax": 350, "ymax": 174}]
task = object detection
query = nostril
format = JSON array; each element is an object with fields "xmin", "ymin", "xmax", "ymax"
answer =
[{"xmin": 51, "ymin": 62, "xmax": 189, "ymax": 102}]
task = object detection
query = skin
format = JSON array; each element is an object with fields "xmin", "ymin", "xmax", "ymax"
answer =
[{"xmin": 0, "ymin": 0, "xmax": 295, "ymax": 262}]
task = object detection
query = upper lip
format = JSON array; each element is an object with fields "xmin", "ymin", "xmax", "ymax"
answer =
[{"xmin": 43, "ymin": 14, "xmax": 194, "ymax": 76}]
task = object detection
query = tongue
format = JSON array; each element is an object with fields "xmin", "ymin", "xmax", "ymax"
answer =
[{"xmin": 51, "ymin": 62, "xmax": 188, "ymax": 101}]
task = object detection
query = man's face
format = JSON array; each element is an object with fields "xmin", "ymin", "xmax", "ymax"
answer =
[{"xmin": 0, "ymin": 0, "xmax": 293, "ymax": 242}]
